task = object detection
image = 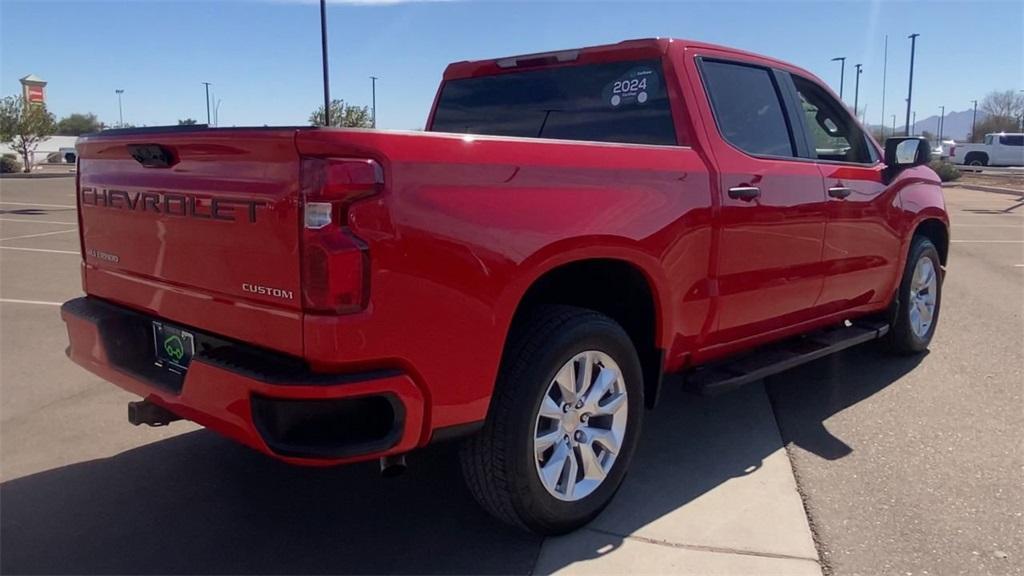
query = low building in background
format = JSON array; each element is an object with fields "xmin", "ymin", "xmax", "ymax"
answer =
[{"xmin": 0, "ymin": 135, "xmax": 78, "ymax": 166}]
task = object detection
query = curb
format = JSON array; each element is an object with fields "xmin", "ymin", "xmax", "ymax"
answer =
[
  {"xmin": 942, "ymin": 183, "xmax": 1023, "ymax": 197},
  {"xmin": 0, "ymin": 172, "xmax": 76, "ymax": 180}
]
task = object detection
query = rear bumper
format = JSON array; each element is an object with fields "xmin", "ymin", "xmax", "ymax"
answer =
[{"xmin": 61, "ymin": 297, "xmax": 425, "ymax": 466}]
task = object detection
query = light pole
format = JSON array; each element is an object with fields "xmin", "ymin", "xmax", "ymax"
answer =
[
  {"xmin": 831, "ymin": 56, "xmax": 847, "ymax": 99},
  {"xmin": 905, "ymin": 33, "xmax": 919, "ymax": 136},
  {"xmin": 320, "ymin": 0, "xmax": 331, "ymax": 126},
  {"xmin": 370, "ymin": 76, "xmax": 378, "ymax": 128},
  {"xmin": 892, "ymin": 114, "xmax": 897, "ymax": 136},
  {"xmin": 970, "ymin": 99, "xmax": 978, "ymax": 142},
  {"xmin": 881, "ymin": 35, "xmax": 888, "ymax": 139},
  {"xmin": 938, "ymin": 105, "xmax": 945, "ymax": 142},
  {"xmin": 115, "ymin": 89, "xmax": 124, "ymax": 127},
  {"xmin": 853, "ymin": 63, "xmax": 862, "ymax": 118},
  {"xmin": 911, "ymin": 111, "xmax": 916, "ymax": 136},
  {"xmin": 202, "ymin": 82, "xmax": 212, "ymax": 125}
]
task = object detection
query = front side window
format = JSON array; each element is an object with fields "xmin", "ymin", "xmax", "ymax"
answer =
[
  {"xmin": 699, "ymin": 60, "xmax": 795, "ymax": 157},
  {"xmin": 430, "ymin": 59, "xmax": 676, "ymax": 146},
  {"xmin": 1000, "ymin": 135, "xmax": 1024, "ymax": 146},
  {"xmin": 792, "ymin": 75, "xmax": 874, "ymax": 164}
]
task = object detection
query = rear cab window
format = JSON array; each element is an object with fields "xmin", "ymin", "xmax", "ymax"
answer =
[
  {"xmin": 1000, "ymin": 135, "xmax": 1023, "ymax": 146},
  {"xmin": 429, "ymin": 59, "xmax": 677, "ymax": 146}
]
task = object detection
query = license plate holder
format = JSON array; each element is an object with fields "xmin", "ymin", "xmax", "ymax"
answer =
[{"xmin": 152, "ymin": 321, "xmax": 195, "ymax": 374}]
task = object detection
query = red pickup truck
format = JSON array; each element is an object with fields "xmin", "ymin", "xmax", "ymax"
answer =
[{"xmin": 63, "ymin": 38, "xmax": 948, "ymax": 534}]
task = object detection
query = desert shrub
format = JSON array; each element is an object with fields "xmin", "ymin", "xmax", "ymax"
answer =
[
  {"xmin": 928, "ymin": 159, "xmax": 961, "ymax": 182},
  {"xmin": 0, "ymin": 154, "xmax": 22, "ymax": 173}
]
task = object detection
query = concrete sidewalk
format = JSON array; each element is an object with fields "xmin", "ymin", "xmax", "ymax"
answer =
[{"xmin": 535, "ymin": 384, "xmax": 822, "ymax": 575}]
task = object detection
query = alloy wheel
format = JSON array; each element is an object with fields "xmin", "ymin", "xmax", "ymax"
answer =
[
  {"xmin": 533, "ymin": 350, "xmax": 628, "ymax": 502},
  {"xmin": 909, "ymin": 255, "xmax": 938, "ymax": 338}
]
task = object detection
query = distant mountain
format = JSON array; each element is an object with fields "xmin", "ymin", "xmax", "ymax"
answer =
[{"xmin": 867, "ymin": 109, "xmax": 982, "ymax": 142}]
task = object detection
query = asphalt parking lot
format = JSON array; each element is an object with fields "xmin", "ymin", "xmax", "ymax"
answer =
[{"xmin": 1, "ymin": 177, "xmax": 1021, "ymax": 575}]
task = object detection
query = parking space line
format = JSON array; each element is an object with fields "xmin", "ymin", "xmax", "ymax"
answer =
[
  {"xmin": 0, "ymin": 218, "xmax": 78, "ymax": 226},
  {"xmin": 950, "ymin": 240, "xmax": 1024, "ymax": 243},
  {"xmin": 0, "ymin": 246, "xmax": 79, "ymax": 255},
  {"xmin": 0, "ymin": 229, "xmax": 77, "ymax": 242},
  {"xmin": 0, "ymin": 201, "xmax": 77, "ymax": 209},
  {"xmin": 0, "ymin": 298, "xmax": 63, "ymax": 307},
  {"xmin": 950, "ymin": 222, "xmax": 1024, "ymax": 226}
]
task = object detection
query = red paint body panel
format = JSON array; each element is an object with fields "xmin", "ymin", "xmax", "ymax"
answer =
[
  {"xmin": 63, "ymin": 38, "xmax": 948, "ymax": 464},
  {"xmin": 76, "ymin": 130, "xmax": 305, "ymax": 356},
  {"xmin": 62, "ymin": 305, "xmax": 425, "ymax": 466}
]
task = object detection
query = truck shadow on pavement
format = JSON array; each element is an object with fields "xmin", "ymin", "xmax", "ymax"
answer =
[{"xmin": 0, "ymin": 345, "xmax": 923, "ymax": 575}]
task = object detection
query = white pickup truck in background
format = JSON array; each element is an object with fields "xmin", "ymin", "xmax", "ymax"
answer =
[{"xmin": 950, "ymin": 133, "xmax": 1024, "ymax": 167}]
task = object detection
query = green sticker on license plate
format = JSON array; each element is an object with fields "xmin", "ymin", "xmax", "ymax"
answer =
[{"xmin": 152, "ymin": 322, "xmax": 195, "ymax": 373}]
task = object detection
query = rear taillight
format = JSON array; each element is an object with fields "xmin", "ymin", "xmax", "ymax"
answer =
[
  {"xmin": 300, "ymin": 157, "xmax": 383, "ymax": 314},
  {"xmin": 76, "ymin": 157, "xmax": 87, "ymax": 292}
]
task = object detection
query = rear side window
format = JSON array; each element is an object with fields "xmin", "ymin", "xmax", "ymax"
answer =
[
  {"xmin": 1000, "ymin": 135, "xmax": 1023, "ymax": 146},
  {"xmin": 699, "ymin": 60, "xmax": 795, "ymax": 157},
  {"xmin": 429, "ymin": 59, "xmax": 677, "ymax": 146}
]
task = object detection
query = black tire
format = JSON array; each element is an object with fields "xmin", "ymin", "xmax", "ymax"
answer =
[
  {"xmin": 965, "ymin": 153, "xmax": 987, "ymax": 167},
  {"xmin": 886, "ymin": 236, "xmax": 943, "ymax": 354},
  {"xmin": 460, "ymin": 305, "xmax": 644, "ymax": 534}
]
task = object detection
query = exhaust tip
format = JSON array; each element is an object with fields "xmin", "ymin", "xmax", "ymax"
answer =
[{"xmin": 379, "ymin": 454, "xmax": 407, "ymax": 478}]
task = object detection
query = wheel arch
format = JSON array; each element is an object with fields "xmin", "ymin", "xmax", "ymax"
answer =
[
  {"xmin": 963, "ymin": 151, "xmax": 989, "ymax": 165},
  {"xmin": 499, "ymin": 249, "xmax": 670, "ymax": 409},
  {"xmin": 913, "ymin": 218, "xmax": 950, "ymax": 266}
]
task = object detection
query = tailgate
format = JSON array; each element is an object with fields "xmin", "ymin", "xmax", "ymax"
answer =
[{"xmin": 76, "ymin": 128, "xmax": 304, "ymax": 356}]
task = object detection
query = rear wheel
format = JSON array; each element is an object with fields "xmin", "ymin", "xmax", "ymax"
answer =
[
  {"xmin": 965, "ymin": 153, "xmax": 987, "ymax": 167},
  {"xmin": 886, "ymin": 236, "xmax": 942, "ymax": 354},
  {"xmin": 460, "ymin": 306, "xmax": 644, "ymax": 534}
]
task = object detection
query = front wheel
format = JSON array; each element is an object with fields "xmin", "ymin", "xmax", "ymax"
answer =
[
  {"xmin": 460, "ymin": 306, "xmax": 644, "ymax": 534},
  {"xmin": 886, "ymin": 236, "xmax": 943, "ymax": 354}
]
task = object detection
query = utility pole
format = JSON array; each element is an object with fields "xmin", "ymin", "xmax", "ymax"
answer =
[
  {"xmin": 853, "ymin": 63, "xmax": 862, "ymax": 118},
  {"xmin": 370, "ymin": 76, "xmax": 378, "ymax": 128},
  {"xmin": 905, "ymin": 33, "xmax": 919, "ymax": 136},
  {"xmin": 970, "ymin": 99, "xmax": 978, "ymax": 142},
  {"xmin": 115, "ymin": 89, "xmax": 124, "ymax": 127},
  {"xmin": 938, "ymin": 105, "xmax": 945, "ymax": 142},
  {"xmin": 881, "ymin": 35, "xmax": 888, "ymax": 139},
  {"xmin": 892, "ymin": 114, "xmax": 897, "ymax": 136},
  {"xmin": 202, "ymin": 82, "xmax": 212, "ymax": 125},
  {"xmin": 831, "ymin": 56, "xmax": 847, "ymax": 99},
  {"xmin": 320, "ymin": 0, "xmax": 331, "ymax": 126}
]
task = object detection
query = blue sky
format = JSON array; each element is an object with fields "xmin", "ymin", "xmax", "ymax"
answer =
[{"xmin": 2, "ymin": 0, "xmax": 1021, "ymax": 130}]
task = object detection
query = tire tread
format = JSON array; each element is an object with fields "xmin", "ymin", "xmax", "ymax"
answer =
[{"xmin": 460, "ymin": 306, "xmax": 620, "ymax": 531}]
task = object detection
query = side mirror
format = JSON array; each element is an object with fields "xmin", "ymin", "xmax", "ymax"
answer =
[{"xmin": 884, "ymin": 137, "xmax": 931, "ymax": 169}]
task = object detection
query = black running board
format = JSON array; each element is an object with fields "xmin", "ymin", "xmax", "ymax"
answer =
[{"xmin": 684, "ymin": 321, "xmax": 890, "ymax": 396}]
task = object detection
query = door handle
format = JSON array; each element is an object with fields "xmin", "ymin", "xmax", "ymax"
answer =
[
  {"xmin": 828, "ymin": 186, "xmax": 853, "ymax": 199},
  {"xmin": 728, "ymin": 186, "xmax": 761, "ymax": 201}
]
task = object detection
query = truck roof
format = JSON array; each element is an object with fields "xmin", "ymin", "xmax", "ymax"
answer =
[{"xmin": 442, "ymin": 37, "xmax": 817, "ymax": 82}]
